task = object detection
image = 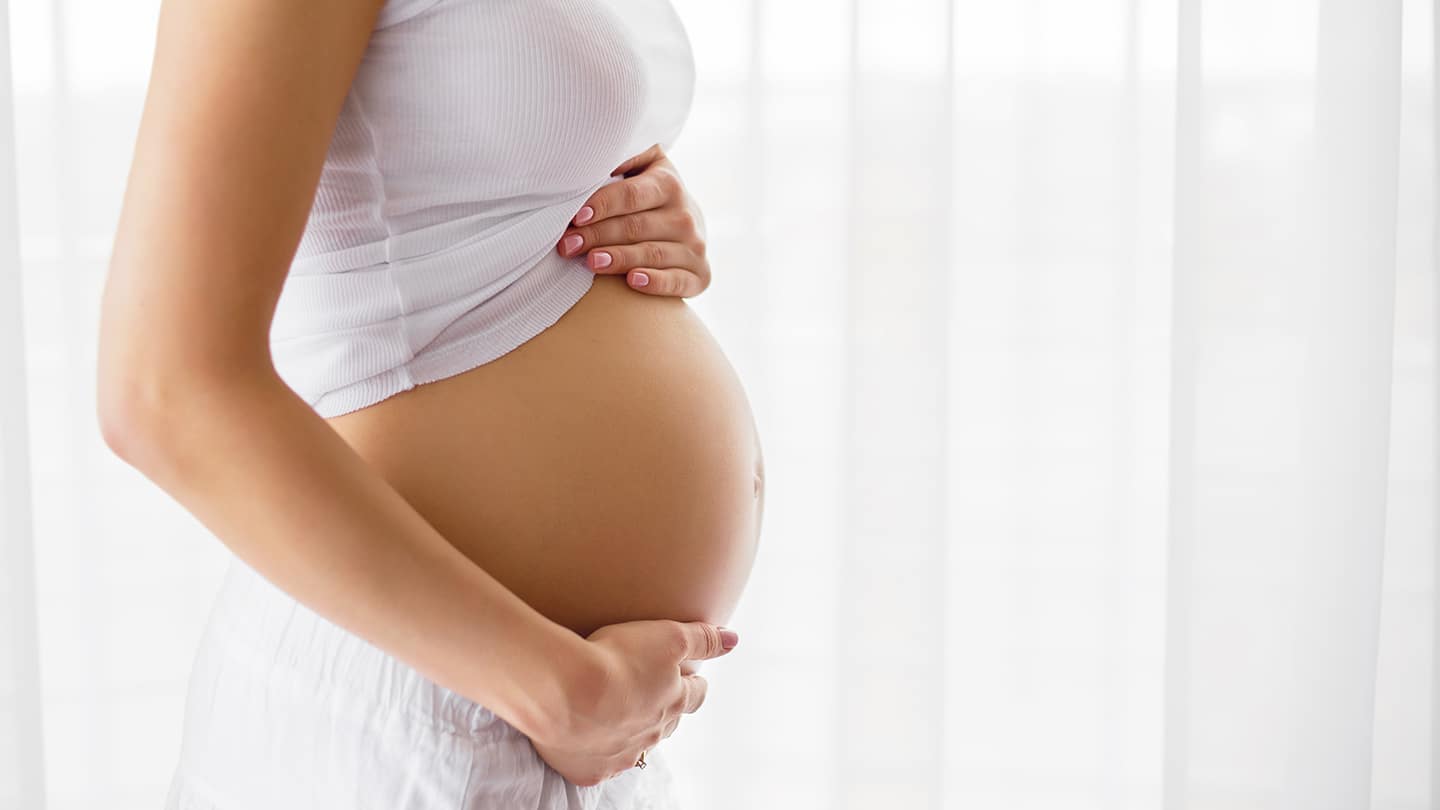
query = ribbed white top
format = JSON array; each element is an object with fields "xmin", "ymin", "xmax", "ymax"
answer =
[{"xmin": 269, "ymin": 0, "xmax": 696, "ymax": 417}]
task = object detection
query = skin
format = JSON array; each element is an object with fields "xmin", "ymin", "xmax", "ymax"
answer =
[
  {"xmin": 558, "ymin": 142, "xmax": 713, "ymax": 299},
  {"xmin": 96, "ymin": 0, "xmax": 759, "ymax": 788},
  {"xmin": 324, "ymin": 271, "xmax": 764, "ymax": 640}
]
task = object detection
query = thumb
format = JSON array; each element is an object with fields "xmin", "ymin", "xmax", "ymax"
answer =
[{"xmin": 673, "ymin": 621, "xmax": 739, "ymax": 662}]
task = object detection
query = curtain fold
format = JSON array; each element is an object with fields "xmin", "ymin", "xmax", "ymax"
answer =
[
  {"xmin": 1166, "ymin": 0, "xmax": 1401, "ymax": 807},
  {"xmin": 833, "ymin": 1, "xmax": 955, "ymax": 806},
  {"xmin": 1434, "ymin": 0, "xmax": 1440, "ymax": 795},
  {"xmin": 0, "ymin": 0, "xmax": 46, "ymax": 805},
  {"xmin": 1, "ymin": 1, "xmax": 1433, "ymax": 809}
]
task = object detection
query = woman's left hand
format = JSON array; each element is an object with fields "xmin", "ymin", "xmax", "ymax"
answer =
[{"xmin": 557, "ymin": 144, "xmax": 710, "ymax": 298}]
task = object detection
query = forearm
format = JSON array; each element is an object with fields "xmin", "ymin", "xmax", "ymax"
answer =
[{"xmin": 102, "ymin": 370, "xmax": 592, "ymax": 740}]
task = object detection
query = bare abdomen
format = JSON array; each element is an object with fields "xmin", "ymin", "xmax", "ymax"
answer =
[{"xmin": 324, "ymin": 273, "xmax": 764, "ymax": 638}]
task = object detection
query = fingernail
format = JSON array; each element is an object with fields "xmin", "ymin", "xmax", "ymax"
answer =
[
  {"xmin": 573, "ymin": 206, "xmax": 594, "ymax": 225},
  {"xmin": 591, "ymin": 251, "xmax": 612, "ymax": 269},
  {"xmin": 718, "ymin": 627, "xmax": 739, "ymax": 650},
  {"xmin": 631, "ymin": 271, "xmax": 649, "ymax": 288},
  {"xmin": 562, "ymin": 233, "xmax": 584, "ymax": 255}
]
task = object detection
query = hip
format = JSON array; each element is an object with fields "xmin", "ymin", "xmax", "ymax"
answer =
[{"xmin": 167, "ymin": 556, "xmax": 682, "ymax": 810}]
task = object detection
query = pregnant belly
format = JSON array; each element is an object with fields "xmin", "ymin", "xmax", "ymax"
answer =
[{"xmin": 324, "ymin": 273, "xmax": 764, "ymax": 640}]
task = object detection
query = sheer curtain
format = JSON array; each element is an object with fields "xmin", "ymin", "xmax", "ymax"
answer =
[{"xmin": 1, "ymin": 0, "xmax": 1433, "ymax": 808}]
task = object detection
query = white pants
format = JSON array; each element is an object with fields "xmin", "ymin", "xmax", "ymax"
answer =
[{"xmin": 165, "ymin": 556, "xmax": 683, "ymax": 809}]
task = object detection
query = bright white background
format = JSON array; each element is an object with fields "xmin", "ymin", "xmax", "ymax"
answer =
[{"xmin": 1, "ymin": 0, "xmax": 1435, "ymax": 808}]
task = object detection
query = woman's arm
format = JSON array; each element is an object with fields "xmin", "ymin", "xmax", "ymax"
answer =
[{"xmin": 96, "ymin": 0, "xmax": 591, "ymax": 741}]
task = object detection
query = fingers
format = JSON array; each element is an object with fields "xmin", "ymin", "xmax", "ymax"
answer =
[
  {"xmin": 584, "ymin": 241, "xmax": 699, "ymax": 276},
  {"xmin": 573, "ymin": 168, "xmax": 681, "ymax": 227},
  {"xmin": 622, "ymin": 268, "xmax": 707, "ymax": 298},
  {"xmin": 679, "ymin": 673, "xmax": 709, "ymax": 714},
  {"xmin": 560, "ymin": 209, "xmax": 694, "ymax": 259},
  {"xmin": 610, "ymin": 142, "xmax": 667, "ymax": 178},
  {"xmin": 671, "ymin": 620, "xmax": 739, "ymax": 662}
]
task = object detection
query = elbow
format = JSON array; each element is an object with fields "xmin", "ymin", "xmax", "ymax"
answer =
[
  {"xmin": 97, "ymin": 356, "xmax": 282, "ymax": 470},
  {"xmin": 95, "ymin": 310, "xmax": 281, "ymax": 468},
  {"xmin": 96, "ymin": 361, "xmax": 208, "ymax": 470},
  {"xmin": 96, "ymin": 309, "xmax": 174, "ymax": 464},
  {"xmin": 96, "ymin": 367, "xmax": 170, "ymax": 467},
  {"xmin": 96, "ymin": 394, "xmax": 129, "ymax": 462},
  {"xmin": 95, "ymin": 272, "xmax": 282, "ymax": 465},
  {"xmin": 96, "ymin": 359, "xmax": 134, "ymax": 460}
]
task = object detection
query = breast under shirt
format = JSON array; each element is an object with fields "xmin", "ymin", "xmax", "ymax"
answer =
[{"xmin": 268, "ymin": 0, "xmax": 695, "ymax": 418}]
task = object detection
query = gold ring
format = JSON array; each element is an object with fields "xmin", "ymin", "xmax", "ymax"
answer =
[{"xmin": 635, "ymin": 750, "xmax": 648, "ymax": 769}]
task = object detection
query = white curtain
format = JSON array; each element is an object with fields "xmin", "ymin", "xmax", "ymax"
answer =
[
  {"xmin": 1, "ymin": 0, "xmax": 44, "ymax": 806},
  {"xmin": 1, "ymin": 0, "xmax": 1433, "ymax": 808}
]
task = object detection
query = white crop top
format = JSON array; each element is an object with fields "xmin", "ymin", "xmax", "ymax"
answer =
[{"xmin": 268, "ymin": 0, "xmax": 696, "ymax": 418}]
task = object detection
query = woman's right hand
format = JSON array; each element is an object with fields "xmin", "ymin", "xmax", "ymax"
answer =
[{"xmin": 529, "ymin": 619, "xmax": 739, "ymax": 787}]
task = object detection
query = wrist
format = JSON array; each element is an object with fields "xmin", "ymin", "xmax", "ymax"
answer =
[{"xmin": 499, "ymin": 621, "xmax": 604, "ymax": 744}]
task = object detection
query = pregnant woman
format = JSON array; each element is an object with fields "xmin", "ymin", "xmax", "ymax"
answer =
[{"xmin": 96, "ymin": 0, "xmax": 763, "ymax": 806}]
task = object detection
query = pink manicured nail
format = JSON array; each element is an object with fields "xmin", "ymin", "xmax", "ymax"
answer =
[
  {"xmin": 591, "ymin": 251, "xmax": 612, "ymax": 269},
  {"xmin": 562, "ymin": 233, "xmax": 584, "ymax": 255},
  {"xmin": 573, "ymin": 206, "xmax": 594, "ymax": 225},
  {"xmin": 631, "ymin": 271, "xmax": 649, "ymax": 288},
  {"xmin": 718, "ymin": 627, "xmax": 739, "ymax": 650}
]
